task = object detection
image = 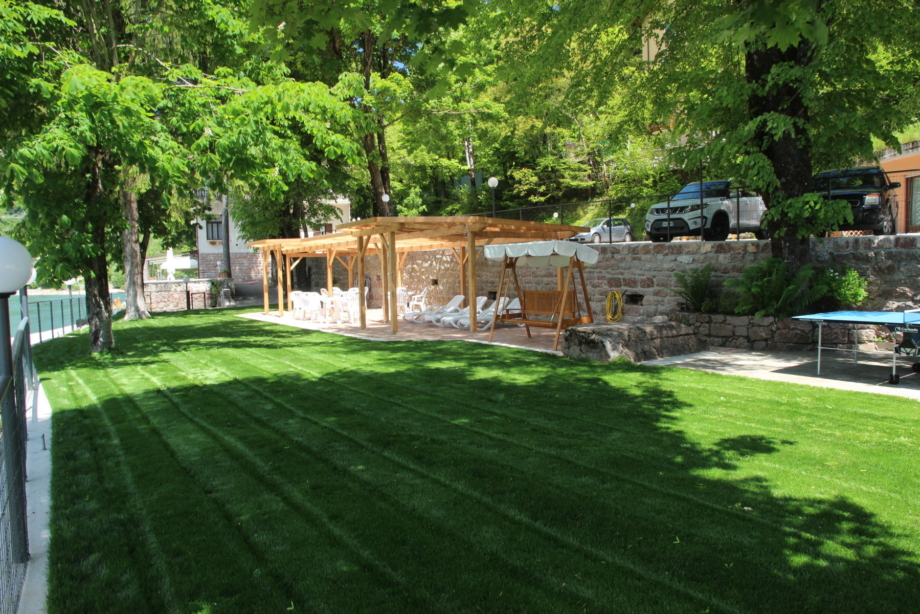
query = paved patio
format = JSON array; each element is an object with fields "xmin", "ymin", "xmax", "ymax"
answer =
[
  {"xmin": 238, "ymin": 308, "xmax": 566, "ymax": 354},
  {"xmin": 239, "ymin": 310, "xmax": 920, "ymax": 401}
]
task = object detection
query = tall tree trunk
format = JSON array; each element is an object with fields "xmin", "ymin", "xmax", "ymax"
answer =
[
  {"xmin": 364, "ymin": 131, "xmax": 391, "ymax": 216},
  {"xmin": 85, "ymin": 231, "xmax": 114, "ymax": 352},
  {"xmin": 84, "ymin": 149, "xmax": 115, "ymax": 352},
  {"xmin": 746, "ymin": 37, "xmax": 816, "ymax": 272},
  {"xmin": 122, "ymin": 186, "xmax": 150, "ymax": 320}
]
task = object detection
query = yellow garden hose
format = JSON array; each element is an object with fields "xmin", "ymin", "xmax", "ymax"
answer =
[{"xmin": 606, "ymin": 290, "xmax": 624, "ymax": 322}]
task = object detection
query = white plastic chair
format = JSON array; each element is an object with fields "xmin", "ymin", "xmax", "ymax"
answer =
[
  {"xmin": 290, "ymin": 291, "xmax": 305, "ymax": 320},
  {"xmin": 406, "ymin": 295, "xmax": 464, "ymax": 324},
  {"xmin": 342, "ymin": 288, "xmax": 360, "ymax": 324},
  {"xmin": 396, "ymin": 287, "xmax": 409, "ymax": 315},
  {"xmin": 407, "ymin": 287, "xmax": 429, "ymax": 312},
  {"xmin": 303, "ymin": 292, "xmax": 323, "ymax": 321}
]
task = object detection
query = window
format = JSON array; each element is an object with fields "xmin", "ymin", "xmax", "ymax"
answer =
[
  {"xmin": 206, "ymin": 220, "xmax": 223, "ymax": 241},
  {"xmin": 910, "ymin": 176, "xmax": 920, "ymax": 228}
]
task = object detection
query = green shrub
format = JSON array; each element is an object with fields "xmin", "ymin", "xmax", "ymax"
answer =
[
  {"xmin": 724, "ymin": 258, "xmax": 827, "ymax": 318},
  {"xmin": 673, "ymin": 263, "xmax": 714, "ymax": 312},
  {"xmin": 813, "ymin": 265, "xmax": 868, "ymax": 311}
]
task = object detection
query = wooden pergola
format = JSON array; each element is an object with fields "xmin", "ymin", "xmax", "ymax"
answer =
[{"xmin": 248, "ymin": 216, "xmax": 587, "ymax": 334}]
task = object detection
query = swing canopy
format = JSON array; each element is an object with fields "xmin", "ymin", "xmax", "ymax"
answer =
[{"xmin": 483, "ymin": 240, "xmax": 599, "ymax": 267}]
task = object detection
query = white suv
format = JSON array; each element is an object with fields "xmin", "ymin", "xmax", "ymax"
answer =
[{"xmin": 644, "ymin": 180, "xmax": 767, "ymax": 242}]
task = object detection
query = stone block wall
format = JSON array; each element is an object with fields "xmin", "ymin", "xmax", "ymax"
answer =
[
  {"xmin": 678, "ymin": 312, "xmax": 894, "ymax": 352},
  {"xmin": 388, "ymin": 234, "xmax": 918, "ymax": 319},
  {"xmin": 200, "ymin": 252, "xmax": 263, "ymax": 281},
  {"xmin": 145, "ymin": 280, "xmax": 215, "ymax": 313},
  {"xmin": 809, "ymin": 234, "xmax": 919, "ymax": 311}
]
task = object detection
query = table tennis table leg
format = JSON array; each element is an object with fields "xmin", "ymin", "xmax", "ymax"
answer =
[
  {"xmin": 854, "ymin": 324, "xmax": 859, "ymax": 365},
  {"xmin": 817, "ymin": 323, "xmax": 823, "ymax": 375}
]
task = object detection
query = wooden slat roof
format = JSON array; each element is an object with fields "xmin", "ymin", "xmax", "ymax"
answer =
[{"xmin": 247, "ymin": 216, "xmax": 588, "ymax": 256}]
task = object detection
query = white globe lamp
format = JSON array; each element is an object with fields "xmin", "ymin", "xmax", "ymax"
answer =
[
  {"xmin": 0, "ymin": 237, "xmax": 32, "ymax": 295},
  {"xmin": 487, "ymin": 176, "xmax": 498, "ymax": 217}
]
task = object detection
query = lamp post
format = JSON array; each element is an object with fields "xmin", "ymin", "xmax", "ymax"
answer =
[
  {"xmin": 0, "ymin": 235, "xmax": 32, "ymax": 563},
  {"xmin": 488, "ymin": 176, "xmax": 498, "ymax": 217},
  {"xmin": 382, "ymin": 193, "xmax": 391, "ymax": 216}
]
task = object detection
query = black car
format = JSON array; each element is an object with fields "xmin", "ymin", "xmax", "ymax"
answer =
[{"xmin": 813, "ymin": 167, "xmax": 900, "ymax": 235}]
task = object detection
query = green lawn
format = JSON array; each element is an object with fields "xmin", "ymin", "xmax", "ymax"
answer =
[{"xmin": 34, "ymin": 308, "xmax": 920, "ymax": 614}]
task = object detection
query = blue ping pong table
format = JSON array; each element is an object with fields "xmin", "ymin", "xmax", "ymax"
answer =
[{"xmin": 793, "ymin": 310, "xmax": 920, "ymax": 384}]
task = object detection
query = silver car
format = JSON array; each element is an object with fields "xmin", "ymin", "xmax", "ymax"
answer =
[{"xmin": 569, "ymin": 218, "xmax": 634, "ymax": 243}]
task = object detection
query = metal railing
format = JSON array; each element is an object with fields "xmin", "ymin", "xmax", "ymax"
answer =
[
  {"xmin": 26, "ymin": 295, "xmax": 86, "ymax": 343},
  {"xmin": 1, "ymin": 307, "xmax": 33, "ymax": 614},
  {"xmin": 470, "ymin": 185, "xmax": 762, "ymax": 243}
]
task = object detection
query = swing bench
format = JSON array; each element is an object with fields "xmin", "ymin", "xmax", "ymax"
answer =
[{"xmin": 483, "ymin": 241, "xmax": 599, "ymax": 351}]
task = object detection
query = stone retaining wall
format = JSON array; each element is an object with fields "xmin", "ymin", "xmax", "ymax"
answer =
[
  {"xmin": 678, "ymin": 312, "xmax": 893, "ymax": 352},
  {"xmin": 144, "ymin": 280, "xmax": 216, "ymax": 313},
  {"xmin": 390, "ymin": 234, "xmax": 919, "ymax": 319}
]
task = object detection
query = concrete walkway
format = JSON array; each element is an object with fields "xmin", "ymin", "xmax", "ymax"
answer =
[
  {"xmin": 645, "ymin": 346, "xmax": 920, "ymax": 401},
  {"xmin": 16, "ymin": 382, "xmax": 52, "ymax": 614}
]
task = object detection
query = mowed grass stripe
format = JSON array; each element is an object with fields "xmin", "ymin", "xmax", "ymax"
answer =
[
  {"xmin": 147, "ymin": 318, "xmax": 920, "ymax": 545},
  {"xmin": 231, "ymin": 338, "xmax": 896, "ymax": 561},
  {"xmin": 91, "ymin": 340, "xmax": 347, "ymax": 614},
  {"xmin": 61, "ymin": 366, "xmax": 182, "ymax": 613},
  {"xmin": 277, "ymin": 329, "xmax": 920, "ymax": 525},
  {"xmin": 117, "ymin": 324, "xmax": 660, "ymax": 610},
  {"xmin": 232, "ymin": 342, "xmax": 920, "ymax": 588},
  {"xmin": 131, "ymin": 320, "xmax": 748, "ymax": 611},
  {"xmin": 138, "ymin": 322, "xmax": 900, "ymax": 612},
  {"xmin": 37, "ymin": 310, "xmax": 920, "ymax": 613},
  {"xmin": 42, "ymin": 351, "xmax": 168, "ymax": 614},
  {"xmin": 112, "ymin": 323, "xmax": 466, "ymax": 614},
  {"xmin": 126, "ymin": 321, "xmax": 741, "ymax": 613},
  {"xmin": 46, "ymin": 338, "xmax": 306, "ymax": 613}
]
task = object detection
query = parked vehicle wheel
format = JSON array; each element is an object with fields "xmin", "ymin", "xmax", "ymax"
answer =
[
  {"xmin": 591, "ymin": 233, "xmax": 602, "ymax": 244},
  {"xmin": 623, "ymin": 232, "xmax": 634, "ymax": 242},
  {"xmin": 874, "ymin": 207, "xmax": 896, "ymax": 236},
  {"xmin": 753, "ymin": 228, "xmax": 770, "ymax": 240},
  {"xmin": 705, "ymin": 214, "xmax": 730, "ymax": 241}
]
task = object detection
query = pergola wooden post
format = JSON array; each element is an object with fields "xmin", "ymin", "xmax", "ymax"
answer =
[
  {"xmin": 274, "ymin": 248, "xmax": 284, "ymax": 317},
  {"xmin": 467, "ymin": 229, "xmax": 478, "ymax": 332},
  {"xmin": 286, "ymin": 254, "xmax": 293, "ymax": 311},
  {"xmin": 325, "ymin": 248, "xmax": 335, "ymax": 294},
  {"xmin": 387, "ymin": 229, "xmax": 398, "ymax": 334},
  {"xmin": 453, "ymin": 247, "xmax": 467, "ymax": 305},
  {"xmin": 357, "ymin": 236, "xmax": 367, "ymax": 329},
  {"xmin": 261, "ymin": 248, "xmax": 270, "ymax": 315},
  {"xmin": 380, "ymin": 235, "xmax": 389, "ymax": 323}
]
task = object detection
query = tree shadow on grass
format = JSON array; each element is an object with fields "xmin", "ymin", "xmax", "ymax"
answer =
[{"xmin": 34, "ymin": 310, "xmax": 920, "ymax": 613}]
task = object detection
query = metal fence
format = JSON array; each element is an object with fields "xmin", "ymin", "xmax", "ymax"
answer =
[
  {"xmin": 27, "ymin": 295, "xmax": 86, "ymax": 343},
  {"xmin": 1, "ymin": 304, "xmax": 34, "ymax": 614},
  {"xmin": 12, "ymin": 291, "xmax": 129, "ymax": 343}
]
